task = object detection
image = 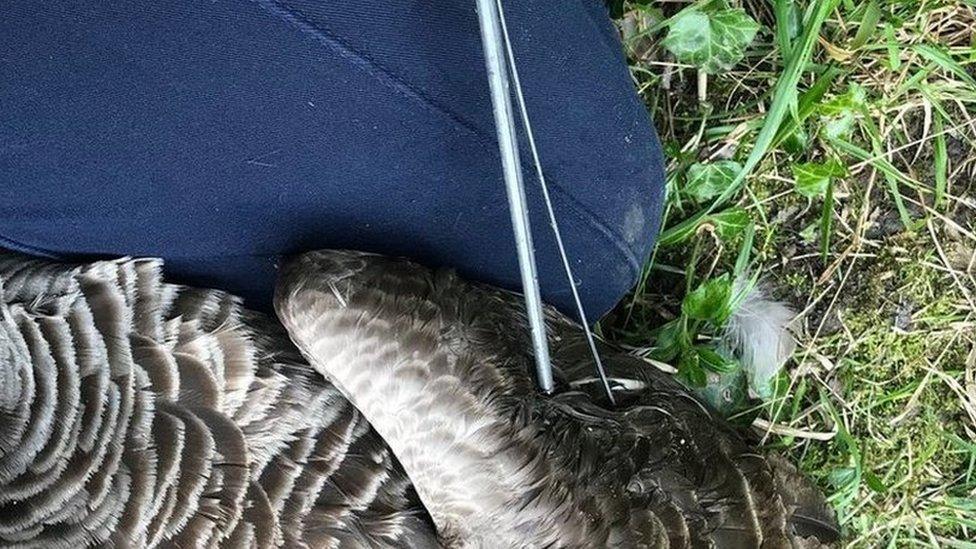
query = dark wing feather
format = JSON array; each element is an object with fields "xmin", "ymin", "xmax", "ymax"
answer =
[
  {"xmin": 276, "ymin": 249, "xmax": 839, "ymax": 548},
  {"xmin": 0, "ymin": 250, "xmax": 437, "ymax": 548}
]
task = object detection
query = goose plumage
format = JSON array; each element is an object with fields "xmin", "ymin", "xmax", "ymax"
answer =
[
  {"xmin": 0, "ymin": 251, "xmax": 437, "ymax": 548},
  {"xmin": 276, "ymin": 250, "xmax": 840, "ymax": 548},
  {"xmin": 0, "ymin": 249, "xmax": 839, "ymax": 548}
]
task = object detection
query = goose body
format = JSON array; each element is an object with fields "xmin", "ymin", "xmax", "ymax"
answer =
[
  {"xmin": 0, "ymin": 252, "xmax": 436, "ymax": 548},
  {"xmin": 276, "ymin": 250, "xmax": 840, "ymax": 548},
  {"xmin": 0, "ymin": 249, "xmax": 838, "ymax": 548}
]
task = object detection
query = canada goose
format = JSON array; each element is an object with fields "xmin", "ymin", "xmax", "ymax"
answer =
[
  {"xmin": 0, "ymin": 249, "xmax": 838, "ymax": 547},
  {"xmin": 0, "ymin": 251, "xmax": 437, "ymax": 548},
  {"xmin": 276, "ymin": 250, "xmax": 840, "ymax": 548}
]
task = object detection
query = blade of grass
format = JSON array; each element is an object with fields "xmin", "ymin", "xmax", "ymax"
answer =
[
  {"xmin": 830, "ymin": 137, "xmax": 916, "ymax": 227},
  {"xmin": 934, "ymin": 114, "xmax": 948, "ymax": 209},
  {"xmin": 915, "ymin": 44, "xmax": 976, "ymax": 90},
  {"xmin": 773, "ymin": 0, "xmax": 797, "ymax": 59},
  {"xmin": 820, "ymin": 178, "xmax": 834, "ymax": 261},
  {"xmin": 732, "ymin": 221, "xmax": 755, "ymax": 278},
  {"xmin": 884, "ymin": 23, "xmax": 901, "ymax": 70},
  {"xmin": 659, "ymin": 0, "xmax": 842, "ymax": 246},
  {"xmin": 850, "ymin": 0, "xmax": 881, "ymax": 50},
  {"xmin": 772, "ymin": 65, "xmax": 844, "ymax": 149}
]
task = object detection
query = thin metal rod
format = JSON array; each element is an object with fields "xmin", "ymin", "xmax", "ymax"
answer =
[
  {"xmin": 494, "ymin": 0, "xmax": 616, "ymax": 406},
  {"xmin": 475, "ymin": 0, "xmax": 554, "ymax": 394}
]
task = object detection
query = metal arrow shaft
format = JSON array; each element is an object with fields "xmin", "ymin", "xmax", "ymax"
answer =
[{"xmin": 474, "ymin": 0, "xmax": 554, "ymax": 394}]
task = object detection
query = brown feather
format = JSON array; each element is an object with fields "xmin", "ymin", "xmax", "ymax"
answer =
[
  {"xmin": 276, "ymin": 249, "xmax": 840, "ymax": 548},
  {"xmin": 0, "ymin": 250, "xmax": 436, "ymax": 548}
]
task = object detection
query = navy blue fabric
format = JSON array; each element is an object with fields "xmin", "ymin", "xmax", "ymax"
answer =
[{"xmin": 0, "ymin": 0, "xmax": 666, "ymax": 318}]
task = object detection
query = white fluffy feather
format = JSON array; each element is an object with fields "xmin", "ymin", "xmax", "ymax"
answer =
[{"xmin": 720, "ymin": 277, "xmax": 797, "ymax": 399}]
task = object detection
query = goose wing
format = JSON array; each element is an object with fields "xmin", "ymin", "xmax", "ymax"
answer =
[
  {"xmin": 0, "ymin": 251, "xmax": 436, "ymax": 548},
  {"xmin": 276, "ymin": 249, "xmax": 839, "ymax": 548}
]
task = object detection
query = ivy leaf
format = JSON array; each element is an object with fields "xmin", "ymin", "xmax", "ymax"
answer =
[
  {"xmin": 682, "ymin": 274, "xmax": 733, "ymax": 323},
  {"xmin": 685, "ymin": 161, "xmax": 742, "ymax": 202},
  {"xmin": 863, "ymin": 470, "xmax": 888, "ymax": 494},
  {"xmin": 823, "ymin": 112, "xmax": 857, "ymax": 142},
  {"xmin": 649, "ymin": 319, "xmax": 685, "ymax": 362},
  {"xmin": 696, "ymin": 367, "xmax": 748, "ymax": 415},
  {"xmin": 697, "ymin": 347, "xmax": 738, "ymax": 373},
  {"xmin": 820, "ymin": 84, "xmax": 868, "ymax": 142},
  {"xmin": 679, "ymin": 349, "xmax": 708, "ymax": 387},
  {"xmin": 708, "ymin": 207, "xmax": 751, "ymax": 239},
  {"xmin": 828, "ymin": 467, "xmax": 858, "ymax": 490},
  {"xmin": 792, "ymin": 159, "xmax": 847, "ymax": 198},
  {"xmin": 662, "ymin": 4, "xmax": 760, "ymax": 74}
]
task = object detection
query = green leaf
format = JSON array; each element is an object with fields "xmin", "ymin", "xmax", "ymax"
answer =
[
  {"xmin": 823, "ymin": 111, "xmax": 857, "ymax": 142},
  {"xmin": 934, "ymin": 115, "xmax": 948, "ymax": 209},
  {"xmin": 650, "ymin": 319, "xmax": 685, "ymax": 362},
  {"xmin": 709, "ymin": 207, "xmax": 751, "ymax": 239},
  {"xmin": 792, "ymin": 159, "xmax": 847, "ymax": 198},
  {"xmin": 772, "ymin": 66, "xmax": 843, "ymax": 152},
  {"xmin": 915, "ymin": 43, "xmax": 976, "ymax": 90},
  {"xmin": 658, "ymin": 0, "xmax": 841, "ymax": 246},
  {"xmin": 828, "ymin": 466, "xmax": 859, "ymax": 490},
  {"xmin": 821, "ymin": 83, "xmax": 868, "ymax": 116},
  {"xmin": 685, "ymin": 161, "xmax": 742, "ymax": 202},
  {"xmin": 820, "ymin": 178, "xmax": 834, "ymax": 261},
  {"xmin": 679, "ymin": 349, "xmax": 708, "ymax": 387},
  {"xmin": 696, "ymin": 367, "xmax": 747, "ymax": 415},
  {"xmin": 884, "ymin": 23, "xmax": 901, "ymax": 70},
  {"xmin": 662, "ymin": 5, "xmax": 760, "ymax": 74},
  {"xmin": 732, "ymin": 221, "xmax": 755, "ymax": 279},
  {"xmin": 697, "ymin": 347, "xmax": 738, "ymax": 373},
  {"xmin": 780, "ymin": 124, "xmax": 809, "ymax": 155},
  {"xmin": 682, "ymin": 274, "xmax": 733, "ymax": 323},
  {"xmin": 849, "ymin": 0, "xmax": 881, "ymax": 50},
  {"xmin": 863, "ymin": 470, "xmax": 888, "ymax": 494},
  {"xmin": 773, "ymin": 0, "xmax": 799, "ymax": 59}
]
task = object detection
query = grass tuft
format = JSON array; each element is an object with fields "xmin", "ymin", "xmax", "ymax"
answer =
[{"xmin": 610, "ymin": 0, "xmax": 976, "ymax": 545}]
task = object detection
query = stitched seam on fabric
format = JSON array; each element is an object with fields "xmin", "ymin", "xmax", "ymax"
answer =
[
  {"xmin": 252, "ymin": 0, "xmax": 483, "ymax": 137},
  {"xmin": 0, "ymin": 233, "xmax": 65, "ymax": 260},
  {"xmin": 539, "ymin": 169, "xmax": 642, "ymax": 275},
  {"xmin": 249, "ymin": 0, "xmax": 644, "ymax": 275}
]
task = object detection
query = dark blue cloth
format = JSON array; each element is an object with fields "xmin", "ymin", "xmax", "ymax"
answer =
[{"xmin": 0, "ymin": 0, "xmax": 665, "ymax": 319}]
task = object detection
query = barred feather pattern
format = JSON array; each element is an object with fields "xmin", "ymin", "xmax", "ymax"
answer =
[
  {"xmin": 0, "ymin": 252, "xmax": 437, "ymax": 548},
  {"xmin": 276, "ymin": 250, "xmax": 840, "ymax": 549}
]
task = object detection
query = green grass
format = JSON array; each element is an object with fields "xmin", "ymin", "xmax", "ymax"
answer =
[{"xmin": 608, "ymin": 0, "xmax": 976, "ymax": 545}]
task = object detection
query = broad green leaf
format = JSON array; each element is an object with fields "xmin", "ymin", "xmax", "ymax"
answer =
[
  {"xmin": 682, "ymin": 274, "xmax": 733, "ymax": 323},
  {"xmin": 823, "ymin": 111, "xmax": 857, "ymax": 142},
  {"xmin": 697, "ymin": 347, "xmax": 738, "ymax": 373},
  {"xmin": 709, "ymin": 207, "xmax": 751, "ymax": 240},
  {"xmin": 781, "ymin": 124, "xmax": 809, "ymax": 155},
  {"xmin": 679, "ymin": 349, "xmax": 707, "ymax": 387},
  {"xmin": 685, "ymin": 161, "xmax": 742, "ymax": 202},
  {"xmin": 863, "ymin": 470, "xmax": 888, "ymax": 494},
  {"xmin": 649, "ymin": 319, "xmax": 684, "ymax": 362},
  {"xmin": 849, "ymin": 0, "xmax": 881, "ymax": 50},
  {"xmin": 662, "ymin": 5, "xmax": 760, "ymax": 74},
  {"xmin": 821, "ymin": 84, "xmax": 867, "ymax": 116},
  {"xmin": 697, "ymin": 368, "xmax": 747, "ymax": 415},
  {"xmin": 820, "ymin": 83, "xmax": 867, "ymax": 141},
  {"xmin": 829, "ymin": 467, "xmax": 859, "ymax": 490},
  {"xmin": 658, "ymin": 0, "xmax": 841, "ymax": 247},
  {"xmin": 792, "ymin": 159, "xmax": 847, "ymax": 198}
]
